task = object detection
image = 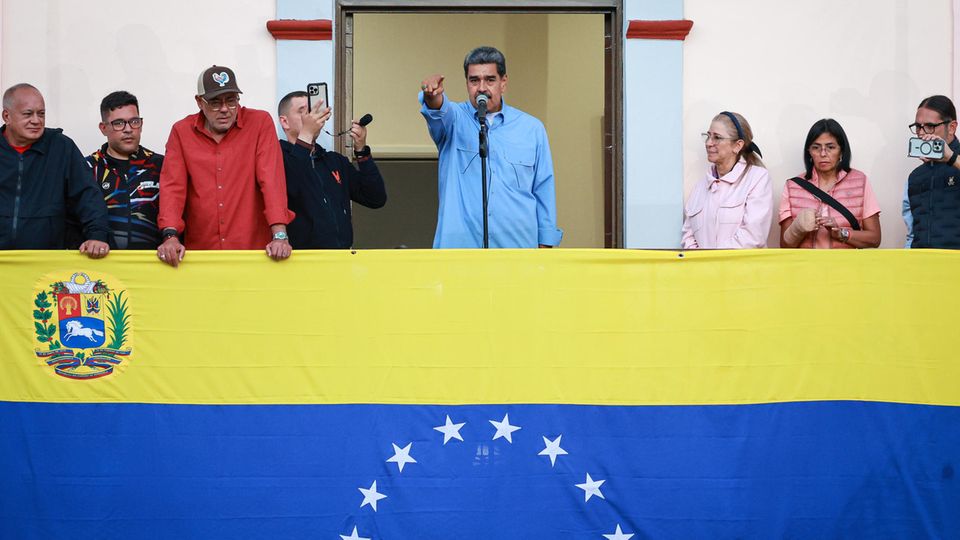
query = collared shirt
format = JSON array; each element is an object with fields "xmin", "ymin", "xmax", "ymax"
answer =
[
  {"xmin": 902, "ymin": 181, "xmax": 914, "ymax": 248},
  {"xmin": 158, "ymin": 107, "xmax": 293, "ymax": 250},
  {"xmin": 681, "ymin": 159, "xmax": 772, "ymax": 249},
  {"xmin": 419, "ymin": 94, "xmax": 563, "ymax": 248}
]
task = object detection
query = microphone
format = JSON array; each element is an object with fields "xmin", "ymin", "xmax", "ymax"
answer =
[
  {"xmin": 476, "ymin": 94, "xmax": 489, "ymax": 117},
  {"xmin": 332, "ymin": 113, "xmax": 374, "ymax": 137}
]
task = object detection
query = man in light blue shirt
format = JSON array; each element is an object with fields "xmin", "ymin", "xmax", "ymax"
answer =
[
  {"xmin": 902, "ymin": 182, "xmax": 913, "ymax": 248},
  {"xmin": 419, "ymin": 46, "xmax": 563, "ymax": 248}
]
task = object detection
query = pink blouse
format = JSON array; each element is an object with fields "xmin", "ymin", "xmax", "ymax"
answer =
[{"xmin": 681, "ymin": 160, "xmax": 773, "ymax": 249}]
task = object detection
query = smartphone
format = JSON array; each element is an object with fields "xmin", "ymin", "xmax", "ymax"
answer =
[
  {"xmin": 907, "ymin": 137, "xmax": 945, "ymax": 159},
  {"xmin": 307, "ymin": 82, "xmax": 328, "ymax": 112}
]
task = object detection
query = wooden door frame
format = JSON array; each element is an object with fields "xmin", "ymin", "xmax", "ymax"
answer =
[{"xmin": 335, "ymin": 0, "xmax": 623, "ymax": 247}]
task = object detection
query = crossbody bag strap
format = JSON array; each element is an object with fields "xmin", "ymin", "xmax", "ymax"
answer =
[{"xmin": 788, "ymin": 177, "xmax": 861, "ymax": 231}]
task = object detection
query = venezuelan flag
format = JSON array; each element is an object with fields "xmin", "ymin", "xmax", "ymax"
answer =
[{"xmin": 1, "ymin": 250, "xmax": 958, "ymax": 539}]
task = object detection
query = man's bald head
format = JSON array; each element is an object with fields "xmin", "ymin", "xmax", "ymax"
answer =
[
  {"xmin": 2, "ymin": 83, "xmax": 41, "ymax": 109},
  {"xmin": 2, "ymin": 83, "xmax": 46, "ymax": 146}
]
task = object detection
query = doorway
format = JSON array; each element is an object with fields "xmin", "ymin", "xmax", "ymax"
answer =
[{"xmin": 338, "ymin": 2, "xmax": 623, "ymax": 248}]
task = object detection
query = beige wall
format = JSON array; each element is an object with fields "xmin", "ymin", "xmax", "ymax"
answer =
[
  {"xmin": 0, "ymin": 0, "xmax": 277, "ymax": 156},
  {"xmin": 353, "ymin": 13, "xmax": 604, "ymax": 247},
  {"xmin": 683, "ymin": 0, "xmax": 954, "ymax": 248}
]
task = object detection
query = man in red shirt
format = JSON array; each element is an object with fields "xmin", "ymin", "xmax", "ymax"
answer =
[{"xmin": 157, "ymin": 65, "xmax": 294, "ymax": 267}]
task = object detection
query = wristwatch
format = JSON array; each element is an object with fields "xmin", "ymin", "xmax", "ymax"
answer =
[
  {"xmin": 272, "ymin": 231, "xmax": 289, "ymax": 241},
  {"xmin": 353, "ymin": 145, "xmax": 371, "ymax": 159},
  {"xmin": 948, "ymin": 150, "xmax": 958, "ymax": 167},
  {"xmin": 839, "ymin": 228, "xmax": 850, "ymax": 242},
  {"xmin": 162, "ymin": 227, "xmax": 178, "ymax": 240}
]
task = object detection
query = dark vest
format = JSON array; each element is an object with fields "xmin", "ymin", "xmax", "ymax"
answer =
[{"xmin": 908, "ymin": 138, "xmax": 960, "ymax": 249}]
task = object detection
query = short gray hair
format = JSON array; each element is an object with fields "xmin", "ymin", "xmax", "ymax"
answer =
[
  {"xmin": 2, "ymin": 83, "xmax": 40, "ymax": 109},
  {"xmin": 463, "ymin": 46, "xmax": 506, "ymax": 78}
]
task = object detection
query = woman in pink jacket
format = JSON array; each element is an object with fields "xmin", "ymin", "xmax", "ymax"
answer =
[
  {"xmin": 681, "ymin": 111, "xmax": 772, "ymax": 249},
  {"xmin": 779, "ymin": 119, "xmax": 881, "ymax": 248}
]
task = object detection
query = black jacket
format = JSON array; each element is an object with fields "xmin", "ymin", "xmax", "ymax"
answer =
[
  {"xmin": 281, "ymin": 139, "xmax": 386, "ymax": 249},
  {"xmin": 908, "ymin": 138, "xmax": 960, "ymax": 249},
  {"xmin": 0, "ymin": 127, "xmax": 110, "ymax": 249}
]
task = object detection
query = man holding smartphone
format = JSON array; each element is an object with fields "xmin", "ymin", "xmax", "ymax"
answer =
[
  {"xmin": 419, "ymin": 46, "xmax": 563, "ymax": 249},
  {"xmin": 157, "ymin": 65, "xmax": 294, "ymax": 266},
  {"xmin": 276, "ymin": 90, "xmax": 386, "ymax": 249},
  {"xmin": 902, "ymin": 95, "xmax": 960, "ymax": 249}
]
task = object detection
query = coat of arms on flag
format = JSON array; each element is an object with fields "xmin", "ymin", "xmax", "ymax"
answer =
[{"xmin": 32, "ymin": 272, "xmax": 132, "ymax": 380}]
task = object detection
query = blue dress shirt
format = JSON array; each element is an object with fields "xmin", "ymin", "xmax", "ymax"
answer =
[
  {"xmin": 419, "ymin": 93, "xmax": 563, "ymax": 248},
  {"xmin": 902, "ymin": 181, "xmax": 913, "ymax": 248}
]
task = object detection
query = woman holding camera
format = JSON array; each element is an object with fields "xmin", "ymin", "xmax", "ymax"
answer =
[
  {"xmin": 779, "ymin": 119, "xmax": 881, "ymax": 249},
  {"xmin": 681, "ymin": 111, "xmax": 772, "ymax": 249},
  {"xmin": 903, "ymin": 95, "xmax": 960, "ymax": 249}
]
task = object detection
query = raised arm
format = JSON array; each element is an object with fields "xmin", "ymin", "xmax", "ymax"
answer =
[{"xmin": 419, "ymin": 74, "xmax": 455, "ymax": 147}]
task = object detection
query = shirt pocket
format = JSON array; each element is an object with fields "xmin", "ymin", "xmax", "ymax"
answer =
[
  {"xmin": 457, "ymin": 146, "xmax": 479, "ymax": 175},
  {"xmin": 717, "ymin": 197, "xmax": 747, "ymax": 225},
  {"xmin": 505, "ymin": 147, "xmax": 536, "ymax": 192},
  {"xmin": 684, "ymin": 200, "xmax": 706, "ymax": 232}
]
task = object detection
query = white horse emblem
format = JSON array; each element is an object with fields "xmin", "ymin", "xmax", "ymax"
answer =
[{"xmin": 63, "ymin": 320, "xmax": 105, "ymax": 342}]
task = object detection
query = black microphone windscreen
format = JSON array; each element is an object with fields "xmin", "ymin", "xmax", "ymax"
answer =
[{"xmin": 358, "ymin": 113, "xmax": 373, "ymax": 127}]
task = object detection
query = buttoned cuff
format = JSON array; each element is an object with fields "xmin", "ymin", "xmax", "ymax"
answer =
[
  {"xmin": 265, "ymin": 208, "xmax": 296, "ymax": 226},
  {"xmin": 419, "ymin": 91, "xmax": 449, "ymax": 118},
  {"xmin": 538, "ymin": 227, "xmax": 563, "ymax": 247},
  {"xmin": 158, "ymin": 217, "xmax": 185, "ymax": 235}
]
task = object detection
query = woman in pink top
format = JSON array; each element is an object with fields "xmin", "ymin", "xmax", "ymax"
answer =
[
  {"xmin": 681, "ymin": 111, "xmax": 772, "ymax": 249},
  {"xmin": 779, "ymin": 119, "xmax": 881, "ymax": 248}
]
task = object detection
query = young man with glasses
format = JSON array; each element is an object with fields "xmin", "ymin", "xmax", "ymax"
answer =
[
  {"xmin": 81, "ymin": 91, "xmax": 164, "ymax": 249},
  {"xmin": 903, "ymin": 95, "xmax": 960, "ymax": 249},
  {"xmin": 157, "ymin": 65, "xmax": 294, "ymax": 267}
]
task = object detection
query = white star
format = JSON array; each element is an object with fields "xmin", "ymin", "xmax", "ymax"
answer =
[
  {"xmin": 603, "ymin": 524, "xmax": 634, "ymax": 540},
  {"xmin": 386, "ymin": 442, "xmax": 417, "ymax": 473},
  {"xmin": 575, "ymin": 473, "xmax": 606, "ymax": 502},
  {"xmin": 489, "ymin": 413, "xmax": 521, "ymax": 443},
  {"xmin": 433, "ymin": 415, "xmax": 466, "ymax": 444},
  {"xmin": 538, "ymin": 435, "xmax": 568, "ymax": 467},
  {"xmin": 340, "ymin": 525, "xmax": 371, "ymax": 540},
  {"xmin": 358, "ymin": 480, "xmax": 387, "ymax": 512}
]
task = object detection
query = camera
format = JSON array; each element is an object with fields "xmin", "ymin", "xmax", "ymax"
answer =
[{"xmin": 908, "ymin": 137, "xmax": 945, "ymax": 159}]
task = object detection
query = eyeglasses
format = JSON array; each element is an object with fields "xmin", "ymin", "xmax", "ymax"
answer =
[
  {"xmin": 809, "ymin": 143, "xmax": 840, "ymax": 155},
  {"xmin": 909, "ymin": 121, "xmax": 948, "ymax": 135},
  {"xmin": 202, "ymin": 96, "xmax": 240, "ymax": 111},
  {"xmin": 108, "ymin": 117, "xmax": 143, "ymax": 131},
  {"xmin": 701, "ymin": 132, "xmax": 737, "ymax": 143}
]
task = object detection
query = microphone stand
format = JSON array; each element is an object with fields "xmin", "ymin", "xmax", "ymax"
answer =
[{"xmin": 478, "ymin": 113, "xmax": 489, "ymax": 249}]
